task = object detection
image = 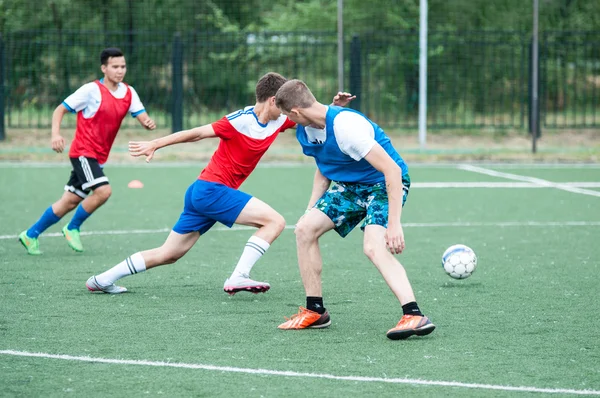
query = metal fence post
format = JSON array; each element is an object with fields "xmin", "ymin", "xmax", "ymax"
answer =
[
  {"xmin": 172, "ymin": 32, "xmax": 184, "ymax": 133},
  {"xmin": 0, "ymin": 33, "xmax": 5, "ymax": 141},
  {"xmin": 528, "ymin": 36, "xmax": 541, "ymax": 139},
  {"xmin": 349, "ymin": 35, "xmax": 361, "ymax": 111}
]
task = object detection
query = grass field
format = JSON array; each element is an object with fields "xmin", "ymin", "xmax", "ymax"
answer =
[{"xmin": 1, "ymin": 162, "xmax": 599, "ymax": 397}]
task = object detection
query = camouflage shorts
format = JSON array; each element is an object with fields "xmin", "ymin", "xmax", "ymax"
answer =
[{"xmin": 314, "ymin": 174, "xmax": 411, "ymax": 238}]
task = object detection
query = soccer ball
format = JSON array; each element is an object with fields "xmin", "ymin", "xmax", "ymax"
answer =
[{"xmin": 442, "ymin": 244, "xmax": 477, "ymax": 279}]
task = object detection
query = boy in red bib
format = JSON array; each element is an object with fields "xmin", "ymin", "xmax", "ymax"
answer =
[{"xmin": 19, "ymin": 48, "xmax": 155, "ymax": 255}]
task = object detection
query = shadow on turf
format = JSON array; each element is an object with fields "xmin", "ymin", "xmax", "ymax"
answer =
[{"xmin": 440, "ymin": 281, "xmax": 483, "ymax": 288}]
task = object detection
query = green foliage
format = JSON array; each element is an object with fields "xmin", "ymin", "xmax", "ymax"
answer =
[
  {"xmin": 263, "ymin": 0, "xmax": 417, "ymax": 32},
  {"xmin": 1, "ymin": 0, "xmax": 600, "ymax": 130},
  {"xmin": 4, "ymin": 0, "xmax": 600, "ymax": 37},
  {"xmin": 260, "ymin": 0, "xmax": 600, "ymax": 33}
]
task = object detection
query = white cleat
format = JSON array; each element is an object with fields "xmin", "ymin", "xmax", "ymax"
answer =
[
  {"xmin": 223, "ymin": 274, "xmax": 270, "ymax": 296},
  {"xmin": 86, "ymin": 276, "xmax": 128, "ymax": 294}
]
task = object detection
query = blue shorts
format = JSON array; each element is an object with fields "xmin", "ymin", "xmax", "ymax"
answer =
[{"xmin": 172, "ymin": 180, "xmax": 252, "ymax": 235}]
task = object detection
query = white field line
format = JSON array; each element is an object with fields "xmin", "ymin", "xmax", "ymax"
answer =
[
  {"xmin": 0, "ymin": 228, "xmax": 171, "ymax": 240},
  {"xmin": 413, "ymin": 182, "xmax": 600, "ymax": 188},
  {"xmin": 464, "ymin": 163, "xmax": 600, "ymax": 169},
  {"xmin": 2, "ymin": 221, "xmax": 599, "ymax": 241},
  {"xmin": 0, "ymin": 350, "xmax": 598, "ymax": 396},
  {"xmin": 458, "ymin": 164, "xmax": 600, "ymax": 198}
]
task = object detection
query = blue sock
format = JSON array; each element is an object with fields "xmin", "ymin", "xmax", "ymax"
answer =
[
  {"xmin": 27, "ymin": 206, "xmax": 61, "ymax": 238},
  {"xmin": 67, "ymin": 204, "xmax": 92, "ymax": 231}
]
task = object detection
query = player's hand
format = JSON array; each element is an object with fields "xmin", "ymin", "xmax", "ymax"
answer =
[
  {"xmin": 143, "ymin": 118, "xmax": 156, "ymax": 130},
  {"xmin": 385, "ymin": 222, "xmax": 405, "ymax": 255},
  {"xmin": 129, "ymin": 141, "xmax": 157, "ymax": 162},
  {"xmin": 332, "ymin": 92, "xmax": 357, "ymax": 107},
  {"xmin": 51, "ymin": 134, "xmax": 66, "ymax": 153}
]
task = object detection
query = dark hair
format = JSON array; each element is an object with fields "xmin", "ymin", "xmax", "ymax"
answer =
[
  {"xmin": 255, "ymin": 72, "xmax": 288, "ymax": 102},
  {"xmin": 100, "ymin": 48, "xmax": 124, "ymax": 65}
]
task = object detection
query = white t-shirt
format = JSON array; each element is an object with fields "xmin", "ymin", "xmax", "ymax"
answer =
[
  {"xmin": 304, "ymin": 111, "xmax": 376, "ymax": 161},
  {"xmin": 62, "ymin": 79, "xmax": 145, "ymax": 119}
]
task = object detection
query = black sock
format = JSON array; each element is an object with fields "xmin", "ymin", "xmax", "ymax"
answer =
[
  {"xmin": 402, "ymin": 301, "xmax": 423, "ymax": 316},
  {"xmin": 307, "ymin": 296, "xmax": 326, "ymax": 314}
]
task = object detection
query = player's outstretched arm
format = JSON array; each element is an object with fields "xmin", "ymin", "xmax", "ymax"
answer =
[
  {"xmin": 331, "ymin": 92, "xmax": 356, "ymax": 107},
  {"xmin": 129, "ymin": 124, "xmax": 217, "ymax": 162},
  {"xmin": 50, "ymin": 105, "xmax": 69, "ymax": 153},
  {"xmin": 364, "ymin": 144, "xmax": 405, "ymax": 255},
  {"xmin": 135, "ymin": 112, "xmax": 156, "ymax": 130}
]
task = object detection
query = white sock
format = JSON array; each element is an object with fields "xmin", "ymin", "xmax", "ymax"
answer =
[
  {"xmin": 96, "ymin": 252, "xmax": 146, "ymax": 285},
  {"xmin": 231, "ymin": 235, "xmax": 270, "ymax": 278}
]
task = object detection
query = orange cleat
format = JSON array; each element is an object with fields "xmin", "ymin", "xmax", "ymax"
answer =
[
  {"xmin": 278, "ymin": 307, "xmax": 331, "ymax": 330},
  {"xmin": 386, "ymin": 315, "xmax": 436, "ymax": 340}
]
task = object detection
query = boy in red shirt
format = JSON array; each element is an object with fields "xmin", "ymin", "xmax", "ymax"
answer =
[
  {"xmin": 85, "ymin": 72, "xmax": 353, "ymax": 295},
  {"xmin": 19, "ymin": 48, "xmax": 155, "ymax": 255}
]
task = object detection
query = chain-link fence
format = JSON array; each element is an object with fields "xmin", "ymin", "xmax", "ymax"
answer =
[
  {"xmin": 541, "ymin": 31, "xmax": 600, "ymax": 128},
  {"xmin": 2, "ymin": 29, "xmax": 600, "ymax": 132}
]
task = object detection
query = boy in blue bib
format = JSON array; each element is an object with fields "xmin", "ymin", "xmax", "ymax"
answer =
[{"xmin": 275, "ymin": 79, "xmax": 435, "ymax": 340}]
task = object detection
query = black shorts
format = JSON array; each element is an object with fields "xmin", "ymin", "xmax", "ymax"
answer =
[{"xmin": 64, "ymin": 156, "xmax": 109, "ymax": 199}]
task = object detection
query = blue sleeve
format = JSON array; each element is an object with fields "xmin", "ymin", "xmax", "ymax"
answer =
[
  {"xmin": 62, "ymin": 101, "xmax": 76, "ymax": 113},
  {"xmin": 131, "ymin": 109, "xmax": 146, "ymax": 118}
]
